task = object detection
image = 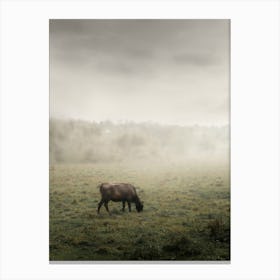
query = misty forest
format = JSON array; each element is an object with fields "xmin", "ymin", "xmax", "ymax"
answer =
[
  {"xmin": 50, "ymin": 119, "xmax": 228, "ymax": 165},
  {"xmin": 49, "ymin": 118, "xmax": 230, "ymax": 261}
]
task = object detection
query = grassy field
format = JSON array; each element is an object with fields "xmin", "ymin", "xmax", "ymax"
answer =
[{"xmin": 49, "ymin": 163, "xmax": 230, "ymax": 261}]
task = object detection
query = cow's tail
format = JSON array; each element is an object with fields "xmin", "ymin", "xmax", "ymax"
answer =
[{"xmin": 97, "ymin": 183, "xmax": 103, "ymax": 192}]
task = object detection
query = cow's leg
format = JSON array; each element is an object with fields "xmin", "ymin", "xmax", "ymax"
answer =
[
  {"xmin": 104, "ymin": 201, "xmax": 110, "ymax": 213},
  {"xmin": 97, "ymin": 199, "xmax": 104, "ymax": 214},
  {"xmin": 122, "ymin": 201, "xmax": 126, "ymax": 212},
  {"xmin": 128, "ymin": 202, "xmax": 131, "ymax": 212}
]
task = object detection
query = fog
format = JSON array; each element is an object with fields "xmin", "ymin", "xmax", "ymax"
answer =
[
  {"xmin": 50, "ymin": 20, "xmax": 229, "ymax": 165},
  {"xmin": 50, "ymin": 20, "xmax": 230, "ymax": 126},
  {"xmin": 50, "ymin": 119, "xmax": 229, "ymax": 165}
]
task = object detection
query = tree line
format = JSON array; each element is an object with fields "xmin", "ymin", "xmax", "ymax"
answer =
[{"xmin": 50, "ymin": 119, "xmax": 229, "ymax": 164}]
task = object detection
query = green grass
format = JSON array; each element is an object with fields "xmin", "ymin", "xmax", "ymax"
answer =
[{"xmin": 49, "ymin": 163, "xmax": 230, "ymax": 261}]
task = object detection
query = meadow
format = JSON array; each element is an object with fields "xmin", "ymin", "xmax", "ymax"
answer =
[{"xmin": 49, "ymin": 162, "xmax": 230, "ymax": 261}]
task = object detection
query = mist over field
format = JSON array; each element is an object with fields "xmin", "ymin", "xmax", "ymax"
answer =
[
  {"xmin": 49, "ymin": 19, "xmax": 230, "ymax": 261},
  {"xmin": 50, "ymin": 118, "xmax": 229, "ymax": 166}
]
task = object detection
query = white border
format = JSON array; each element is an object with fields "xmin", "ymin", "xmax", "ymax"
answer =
[{"xmin": 0, "ymin": 1, "xmax": 279, "ymax": 279}]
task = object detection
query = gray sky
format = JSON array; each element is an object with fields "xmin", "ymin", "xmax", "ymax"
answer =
[{"xmin": 50, "ymin": 20, "xmax": 229, "ymax": 126}]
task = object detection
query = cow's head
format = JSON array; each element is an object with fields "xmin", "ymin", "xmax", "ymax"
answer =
[{"xmin": 136, "ymin": 201, "xmax": 144, "ymax": 212}]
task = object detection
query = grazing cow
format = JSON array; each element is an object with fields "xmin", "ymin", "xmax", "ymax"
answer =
[{"xmin": 97, "ymin": 183, "xmax": 143, "ymax": 214}]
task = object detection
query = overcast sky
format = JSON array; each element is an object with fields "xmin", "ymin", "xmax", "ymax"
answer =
[{"xmin": 50, "ymin": 19, "xmax": 229, "ymax": 126}]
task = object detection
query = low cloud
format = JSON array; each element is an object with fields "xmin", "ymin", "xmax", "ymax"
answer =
[
  {"xmin": 50, "ymin": 19, "xmax": 230, "ymax": 126},
  {"xmin": 173, "ymin": 52, "xmax": 219, "ymax": 67}
]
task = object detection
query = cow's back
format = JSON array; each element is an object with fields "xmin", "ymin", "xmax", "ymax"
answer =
[{"xmin": 99, "ymin": 183, "xmax": 136, "ymax": 201}]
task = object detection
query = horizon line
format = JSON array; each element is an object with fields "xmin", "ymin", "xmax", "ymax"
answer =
[{"xmin": 50, "ymin": 117, "xmax": 229, "ymax": 128}]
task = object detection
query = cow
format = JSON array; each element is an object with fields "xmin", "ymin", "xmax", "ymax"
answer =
[{"xmin": 97, "ymin": 183, "xmax": 143, "ymax": 214}]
